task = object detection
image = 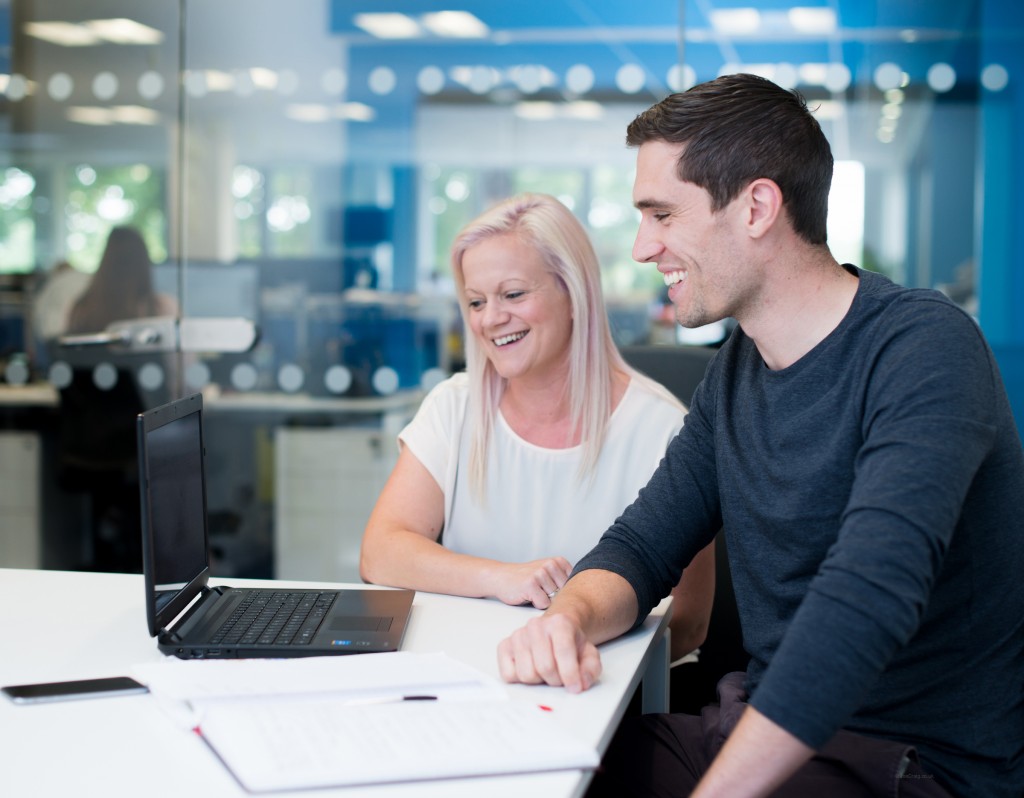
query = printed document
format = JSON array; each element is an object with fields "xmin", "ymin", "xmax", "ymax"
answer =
[{"xmin": 197, "ymin": 697, "xmax": 598, "ymax": 792}]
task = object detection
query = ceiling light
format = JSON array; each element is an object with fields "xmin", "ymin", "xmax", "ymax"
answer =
[
  {"xmin": 25, "ymin": 21, "xmax": 101, "ymax": 47},
  {"xmin": 286, "ymin": 104, "xmax": 333, "ymax": 123},
  {"xmin": 86, "ymin": 18, "xmax": 163, "ymax": 45},
  {"xmin": 710, "ymin": 9, "xmax": 761, "ymax": 36},
  {"xmin": 204, "ymin": 70, "xmax": 235, "ymax": 92},
  {"xmin": 881, "ymin": 103, "xmax": 903, "ymax": 121},
  {"xmin": 337, "ymin": 102, "xmax": 375, "ymax": 122},
  {"xmin": 565, "ymin": 101, "xmax": 603, "ymax": 120},
  {"xmin": 788, "ymin": 8, "xmax": 836, "ymax": 35},
  {"xmin": 66, "ymin": 105, "xmax": 160, "ymax": 125},
  {"xmin": 26, "ymin": 18, "xmax": 163, "ymax": 47},
  {"xmin": 514, "ymin": 101, "xmax": 557, "ymax": 120},
  {"xmin": 110, "ymin": 105, "xmax": 160, "ymax": 125},
  {"xmin": 354, "ymin": 13, "xmax": 422, "ymax": 39},
  {"xmin": 66, "ymin": 107, "xmax": 114, "ymax": 125},
  {"xmin": 798, "ymin": 63, "xmax": 829, "ymax": 85},
  {"xmin": 285, "ymin": 103, "xmax": 375, "ymax": 123},
  {"xmin": 421, "ymin": 11, "xmax": 488, "ymax": 38},
  {"xmin": 810, "ymin": 100, "xmax": 844, "ymax": 121},
  {"xmin": 249, "ymin": 68, "xmax": 279, "ymax": 90}
]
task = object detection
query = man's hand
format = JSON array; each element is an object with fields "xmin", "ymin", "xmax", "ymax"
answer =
[{"xmin": 497, "ymin": 611, "xmax": 602, "ymax": 692}]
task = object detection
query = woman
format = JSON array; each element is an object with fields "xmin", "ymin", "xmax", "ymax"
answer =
[
  {"xmin": 66, "ymin": 226, "xmax": 177, "ymax": 334},
  {"xmin": 360, "ymin": 193, "xmax": 714, "ymax": 659}
]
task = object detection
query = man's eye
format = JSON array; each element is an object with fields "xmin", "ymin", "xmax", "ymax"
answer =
[{"xmin": 653, "ymin": 213, "xmax": 669, "ymax": 222}]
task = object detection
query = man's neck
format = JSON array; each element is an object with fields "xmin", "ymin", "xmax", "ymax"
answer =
[{"xmin": 742, "ymin": 258, "xmax": 859, "ymax": 371}]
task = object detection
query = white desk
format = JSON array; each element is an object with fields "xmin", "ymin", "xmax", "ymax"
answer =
[{"xmin": 0, "ymin": 568, "xmax": 670, "ymax": 798}]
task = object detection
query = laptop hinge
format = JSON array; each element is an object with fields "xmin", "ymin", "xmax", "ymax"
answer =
[
  {"xmin": 158, "ymin": 626, "xmax": 182, "ymax": 643},
  {"xmin": 161, "ymin": 584, "xmax": 227, "ymax": 642}
]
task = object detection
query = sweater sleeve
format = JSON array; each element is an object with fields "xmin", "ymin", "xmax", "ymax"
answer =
[
  {"xmin": 749, "ymin": 299, "xmax": 1001, "ymax": 748},
  {"xmin": 572, "ymin": 361, "xmax": 723, "ymax": 626}
]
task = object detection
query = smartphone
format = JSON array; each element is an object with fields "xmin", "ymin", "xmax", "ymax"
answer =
[{"xmin": 2, "ymin": 676, "xmax": 148, "ymax": 704}]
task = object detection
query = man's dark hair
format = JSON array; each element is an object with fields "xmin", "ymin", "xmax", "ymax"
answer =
[{"xmin": 626, "ymin": 73, "xmax": 833, "ymax": 245}]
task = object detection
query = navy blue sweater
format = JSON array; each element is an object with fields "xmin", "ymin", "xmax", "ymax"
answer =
[{"xmin": 577, "ymin": 268, "xmax": 1024, "ymax": 797}]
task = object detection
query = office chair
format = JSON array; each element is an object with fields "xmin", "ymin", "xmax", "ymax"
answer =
[
  {"xmin": 54, "ymin": 351, "xmax": 169, "ymax": 573},
  {"xmin": 619, "ymin": 343, "xmax": 717, "ymax": 407},
  {"xmin": 619, "ymin": 343, "xmax": 748, "ymax": 714}
]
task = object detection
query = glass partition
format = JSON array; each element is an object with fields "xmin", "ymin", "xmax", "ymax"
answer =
[{"xmin": 1, "ymin": 0, "xmax": 1019, "ymax": 578}]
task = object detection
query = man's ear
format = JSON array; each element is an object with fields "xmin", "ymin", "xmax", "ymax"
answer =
[{"xmin": 745, "ymin": 178, "xmax": 783, "ymax": 239}]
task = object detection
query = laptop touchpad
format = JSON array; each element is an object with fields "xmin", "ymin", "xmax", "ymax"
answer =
[{"xmin": 329, "ymin": 616, "xmax": 392, "ymax": 632}]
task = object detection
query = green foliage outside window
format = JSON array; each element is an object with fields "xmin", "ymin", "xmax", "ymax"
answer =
[{"xmin": 64, "ymin": 163, "xmax": 167, "ymax": 271}]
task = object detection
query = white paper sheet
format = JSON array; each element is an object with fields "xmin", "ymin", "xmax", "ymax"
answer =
[
  {"xmin": 197, "ymin": 698, "xmax": 599, "ymax": 792},
  {"xmin": 133, "ymin": 651, "xmax": 503, "ymax": 702}
]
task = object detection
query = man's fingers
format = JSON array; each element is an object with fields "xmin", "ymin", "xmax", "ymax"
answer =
[
  {"xmin": 496, "ymin": 636, "xmax": 519, "ymax": 683},
  {"xmin": 549, "ymin": 623, "xmax": 586, "ymax": 692},
  {"xmin": 497, "ymin": 614, "xmax": 602, "ymax": 691},
  {"xmin": 578, "ymin": 642, "xmax": 603, "ymax": 690}
]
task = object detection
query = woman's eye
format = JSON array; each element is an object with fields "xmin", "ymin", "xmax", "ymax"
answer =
[
  {"xmin": 505, "ymin": 290, "xmax": 525, "ymax": 300},
  {"xmin": 467, "ymin": 299, "xmax": 483, "ymax": 310}
]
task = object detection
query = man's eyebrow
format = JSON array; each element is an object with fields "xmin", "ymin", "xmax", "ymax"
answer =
[{"xmin": 634, "ymin": 198, "xmax": 669, "ymax": 211}]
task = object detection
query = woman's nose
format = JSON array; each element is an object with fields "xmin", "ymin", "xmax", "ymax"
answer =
[{"xmin": 481, "ymin": 299, "xmax": 509, "ymax": 328}]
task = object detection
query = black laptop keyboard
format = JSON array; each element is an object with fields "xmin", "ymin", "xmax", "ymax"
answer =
[{"xmin": 210, "ymin": 591, "xmax": 338, "ymax": 647}]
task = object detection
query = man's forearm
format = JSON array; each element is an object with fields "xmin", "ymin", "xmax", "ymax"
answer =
[
  {"xmin": 692, "ymin": 706, "xmax": 814, "ymax": 798},
  {"xmin": 551, "ymin": 568, "xmax": 638, "ymax": 645}
]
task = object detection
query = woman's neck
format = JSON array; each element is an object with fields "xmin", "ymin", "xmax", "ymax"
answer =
[
  {"xmin": 499, "ymin": 368, "xmax": 629, "ymax": 449},
  {"xmin": 500, "ymin": 373, "xmax": 577, "ymax": 448}
]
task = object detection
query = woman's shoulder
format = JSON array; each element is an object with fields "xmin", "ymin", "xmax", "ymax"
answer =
[
  {"xmin": 619, "ymin": 374, "xmax": 687, "ymax": 426},
  {"xmin": 426, "ymin": 370, "xmax": 470, "ymax": 400},
  {"xmin": 626, "ymin": 373, "xmax": 686, "ymax": 409},
  {"xmin": 416, "ymin": 371, "xmax": 471, "ymax": 419},
  {"xmin": 154, "ymin": 292, "xmax": 179, "ymax": 316}
]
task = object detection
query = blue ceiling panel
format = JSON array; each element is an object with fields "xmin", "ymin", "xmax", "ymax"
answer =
[
  {"xmin": 331, "ymin": 0, "xmax": 682, "ymax": 34},
  {"xmin": 328, "ymin": 0, "xmax": 988, "ymax": 97}
]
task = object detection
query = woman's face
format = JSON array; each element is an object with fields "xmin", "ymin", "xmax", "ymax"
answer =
[{"xmin": 460, "ymin": 233, "xmax": 573, "ymax": 385}]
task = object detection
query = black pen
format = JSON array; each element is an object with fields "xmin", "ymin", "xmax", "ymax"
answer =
[{"xmin": 344, "ymin": 694, "xmax": 438, "ymax": 706}]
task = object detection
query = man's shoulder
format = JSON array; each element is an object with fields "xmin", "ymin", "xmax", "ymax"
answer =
[
  {"xmin": 858, "ymin": 268, "xmax": 964, "ymax": 314},
  {"xmin": 853, "ymin": 269, "xmax": 981, "ymax": 344}
]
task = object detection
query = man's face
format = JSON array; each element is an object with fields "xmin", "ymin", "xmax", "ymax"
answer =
[{"xmin": 632, "ymin": 140, "xmax": 748, "ymax": 329}]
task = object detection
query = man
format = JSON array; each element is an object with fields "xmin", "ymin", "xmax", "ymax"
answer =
[{"xmin": 497, "ymin": 74, "xmax": 1024, "ymax": 798}]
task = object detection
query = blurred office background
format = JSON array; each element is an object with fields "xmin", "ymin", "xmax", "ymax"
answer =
[{"xmin": 1, "ymin": 0, "xmax": 1021, "ymax": 579}]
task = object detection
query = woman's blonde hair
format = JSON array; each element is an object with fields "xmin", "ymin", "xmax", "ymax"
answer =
[{"xmin": 450, "ymin": 192, "xmax": 680, "ymax": 497}]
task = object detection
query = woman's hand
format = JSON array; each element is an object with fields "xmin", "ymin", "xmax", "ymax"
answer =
[{"xmin": 490, "ymin": 557, "xmax": 573, "ymax": 608}]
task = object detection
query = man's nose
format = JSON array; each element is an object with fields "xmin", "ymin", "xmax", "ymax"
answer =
[{"xmin": 632, "ymin": 221, "xmax": 661, "ymax": 264}]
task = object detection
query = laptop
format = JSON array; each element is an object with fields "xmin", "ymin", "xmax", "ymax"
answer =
[{"xmin": 136, "ymin": 392, "xmax": 414, "ymax": 659}]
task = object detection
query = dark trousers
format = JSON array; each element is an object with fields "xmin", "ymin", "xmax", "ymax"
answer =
[{"xmin": 588, "ymin": 673, "xmax": 955, "ymax": 798}]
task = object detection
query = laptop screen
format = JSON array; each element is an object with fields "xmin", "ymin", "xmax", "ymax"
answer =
[{"xmin": 137, "ymin": 393, "xmax": 211, "ymax": 635}]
